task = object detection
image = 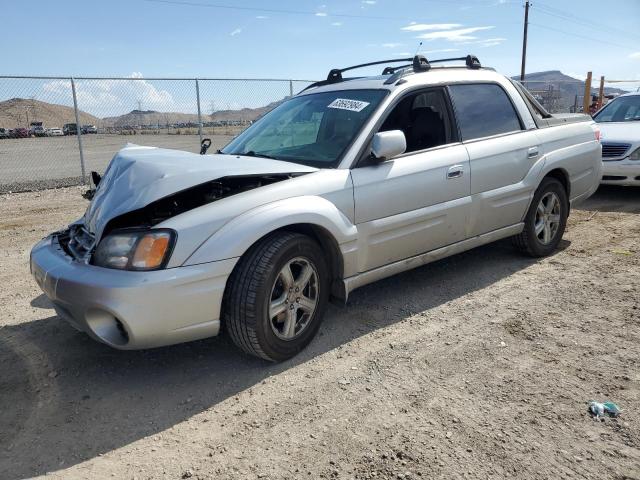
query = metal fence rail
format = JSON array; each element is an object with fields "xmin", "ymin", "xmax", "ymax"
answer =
[
  {"xmin": 0, "ymin": 74, "xmax": 636, "ymax": 193},
  {"xmin": 0, "ymin": 76, "xmax": 313, "ymax": 193}
]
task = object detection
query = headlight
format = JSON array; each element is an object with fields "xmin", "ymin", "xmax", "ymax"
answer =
[
  {"xmin": 92, "ymin": 229, "xmax": 175, "ymax": 270},
  {"xmin": 629, "ymin": 147, "xmax": 640, "ymax": 161}
]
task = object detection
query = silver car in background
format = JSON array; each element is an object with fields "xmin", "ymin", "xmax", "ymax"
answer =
[
  {"xmin": 31, "ymin": 54, "xmax": 602, "ymax": 361},
  {"xmin": 594, "ymin": 92, "xmax": 640, "ymax": 186}
]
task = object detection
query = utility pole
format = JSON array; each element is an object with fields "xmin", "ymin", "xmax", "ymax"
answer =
[{"xmin": 520, "ymin": 1, "xmax": 530, "ymax": 82}]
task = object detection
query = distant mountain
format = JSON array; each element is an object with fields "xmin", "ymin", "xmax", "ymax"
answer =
[
  {"xmin": 0, "ymin": 98, "xmax": 99, "ymax": 129},
  {"xmin": 512, "ymin": 71, "xmax": 628, "ymax": 111},
  {"xmin": 100, "ymin": 99, "xmax": 285, "ymax": 128},
  {"xmin": 209, "ymin": 100, "xmax": 283, "ymax": 123},
  {"xmin": 102, "ymin": 110, "xmax": 200, "ymax": 128}
]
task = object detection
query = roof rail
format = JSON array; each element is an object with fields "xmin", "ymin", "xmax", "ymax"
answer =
[{"xmin": 301, "ymin": 54, "xmax": 482, "ymax": 92}]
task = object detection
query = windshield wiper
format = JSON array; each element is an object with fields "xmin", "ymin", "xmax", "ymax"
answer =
[{"xmin": 235, "ymin": 150, "xmax": 277, "ymax": 160}]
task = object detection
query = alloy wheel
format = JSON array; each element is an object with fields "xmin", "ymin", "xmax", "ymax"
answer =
[
  {"xmin": 268, "ymin": 257, "xmax": 319, "ymax": 340},
  {"xmin": 534, "ymin": 191, "xmax": 561, "ymax": 245}
]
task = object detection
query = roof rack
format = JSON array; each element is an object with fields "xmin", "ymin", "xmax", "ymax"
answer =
[{"xmin": 302, "ymin": 54, "xmax": 482, "ymax": 92}]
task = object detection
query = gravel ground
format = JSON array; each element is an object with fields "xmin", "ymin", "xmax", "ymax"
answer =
[{"xmin": 0, "ymin": 185, "xmax": 638, "ymax": 480}]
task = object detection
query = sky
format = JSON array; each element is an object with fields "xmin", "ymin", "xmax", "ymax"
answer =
[{"xmin": 1, "ymin": 0, "xmax": 639, "ymax": 116}]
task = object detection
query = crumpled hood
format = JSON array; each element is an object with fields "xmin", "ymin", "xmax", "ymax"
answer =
[
  {"xmin": 597, "ymin": 122, "xmax": 640, "ymax": 144},
  {"xmin": 84, "ymin": 144, "xmax": 317, "ymax": 239}
]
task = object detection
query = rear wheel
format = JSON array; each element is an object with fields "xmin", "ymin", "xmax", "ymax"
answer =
[
  {"xmin": 513, "ymin": 177, "xmax": 568, "ymax": 257},
  {"xmin": 222, "ymin": 231, "xmax": 329, "ymax": 362}
]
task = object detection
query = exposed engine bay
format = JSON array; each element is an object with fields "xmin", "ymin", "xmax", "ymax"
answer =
[{"xmin": 102, "ymin": 174, "xmax": 304, "ymax": 235}]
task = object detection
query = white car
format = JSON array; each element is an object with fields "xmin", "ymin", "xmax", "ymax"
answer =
[
  {"xmin": 30, "ymin": 54, "xmax": 602, "ymax": 361},
  {"xmin": 47, "ymin": 127, "xmax": 64, "ymax": 137},
  {"xmin": 594, "ymin": 92, "xmax": 640, "ymax": 186}
]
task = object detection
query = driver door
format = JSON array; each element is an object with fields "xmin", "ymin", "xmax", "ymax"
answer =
[{"xmin": 350, "ymin": 88, "xmax": 471, "ymax": 273}]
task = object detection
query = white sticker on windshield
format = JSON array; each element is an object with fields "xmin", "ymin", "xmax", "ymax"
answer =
[{"xmin": 327, "ymin": 98, "xmax": 370, "ymax": 112}]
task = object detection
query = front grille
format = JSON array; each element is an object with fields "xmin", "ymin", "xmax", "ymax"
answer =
[
  {"xmin": 602, "ymin": 143, "xmax": 631, "ymax": 160},
  {"xmin": 58, "ymin": 224, "xmax": 96, "ymax": 262}
]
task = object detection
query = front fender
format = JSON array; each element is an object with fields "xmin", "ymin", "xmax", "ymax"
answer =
[{"xmin": 183, "ymin": 196, "xmax": 359, "ymax": 270}]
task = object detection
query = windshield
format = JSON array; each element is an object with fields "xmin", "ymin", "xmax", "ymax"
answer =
[
  {"xmin": 594, "ymin": 95, "xmax": 640, "ymax": 122},
  {"xmin": 221, "ymin": 89, "xmax": 388, "ymax": 168}
]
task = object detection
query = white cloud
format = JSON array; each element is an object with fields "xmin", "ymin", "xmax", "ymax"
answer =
[
  {"xmin": 459, "ymin": 37, "xmax": 506, "ymax": 47},
  {"xmin": 41, "ymin": 73, "xmax": 178, "ymax": 118},
  {"xmin": 416, "ymin": 26, "xmax": 494, "ymax": 42},
  {"xmin": 255, "ymin": 15, "xmax": 268, "ymax": 19},
  {"xmin": 381, "ymin": 42, "xmax": 405, "ymax": 48},
  {"xmin": 401, "ymin": 23, "xmax": 462, "ymax": 32},
  {"xmin": 315, "ymin": 12, "xmax": 327, "ymax": 16},
  {"xmin": 629, "ymin": 52, "xmax": 640, "ymax": 60},
  {"xmin": 362, "ymin": 0, "xmax": 376, "ymax": 4},
  {"xmin": 422, "ymin": 48, "xmax": 460, "ymax": 54},
  {"xmin": 230, "ymin": 28, "xmax": 242, "ymax": 36},
  {"xmin": 331, "ymin": 21, "xmax": 343, "ymax": 26}
]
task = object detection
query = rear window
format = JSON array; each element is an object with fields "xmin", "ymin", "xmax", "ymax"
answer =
[{"xmin": 449, "ymin": 84, "xmax": 523, "ymax": 141}]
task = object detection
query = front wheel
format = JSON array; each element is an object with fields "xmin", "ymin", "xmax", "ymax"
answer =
[
  {"xmin": 222, "ymin": 231, "xmax": 329, "ymax": 362},
  {"xmin": 513, "ymin": 177, "xmax": 569, "ymax": 257}
]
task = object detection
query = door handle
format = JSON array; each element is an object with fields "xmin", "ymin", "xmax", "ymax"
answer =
[
  {"xmin": 447, "ymin": 165, "xmax": 464, "ymax": 179},
  {"xmin": 528, "ymin": 147, "xmax": 539, "ymax": 158}
]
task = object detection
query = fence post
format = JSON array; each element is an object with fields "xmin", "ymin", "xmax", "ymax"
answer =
[
  {"xmin": 289, "ymin": 79, "xmax": 293, "ymax": 98},
  {"xmin": 583, "ymin": 71, "xmax": 592, "ymax": 114},
  {"xmin": 597, "ymin": 76, "xmax": 605, "ymax": 110},
  {"xmin": 195, "ymin": 79, "xmax": 203, "ymax": 143},
  {"xmin": 70, "ymin": 77, "xmax": 86, "ymax": 184}
]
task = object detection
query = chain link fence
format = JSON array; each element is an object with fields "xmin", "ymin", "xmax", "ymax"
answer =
[
  {"xmin": 0, "ymin": 76, "xmax": 313, "ymax": 193},
  {"xmin": 1, "ymin": 74, "xmax": 638, "ymax": 193}
]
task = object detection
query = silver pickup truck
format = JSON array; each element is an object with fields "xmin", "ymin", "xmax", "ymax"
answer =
[{"xmin": 31, "ymin": 55, "xmax": 602, "ymax": 361}]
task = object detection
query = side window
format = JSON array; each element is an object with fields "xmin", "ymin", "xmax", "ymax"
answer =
[
  {"xmin": 379, "ymin": 89, "xmax": 454, "ymax": 154},
  {"xmin": 449, "ymin": 84, "xmax": 523, "ymax": 141}
]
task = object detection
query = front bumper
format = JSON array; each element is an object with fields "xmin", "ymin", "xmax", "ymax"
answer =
[
  {"xmin": 30, "ymin": 234, "xmax": 238, "ymax": 349},
  {"xmin": 601, "ymin": 158, "xmax": 640, "ymax": 186}
]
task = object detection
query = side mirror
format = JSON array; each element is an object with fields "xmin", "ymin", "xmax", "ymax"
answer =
[{"xmin": 371, "ymin": 130, "xmax": 406, "ymax": 162}]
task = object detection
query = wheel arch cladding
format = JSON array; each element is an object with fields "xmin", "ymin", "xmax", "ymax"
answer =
[
  {"xmin": 270, "ymin": 223, "xmax": 345, "ymax": 300},
  {"xmin": 183, "ymin": 196, "xmax": 356, "ymax": 299},
  {"xmin": 544, "ymin": 168, "xmax": 571, "ymax": 198}
]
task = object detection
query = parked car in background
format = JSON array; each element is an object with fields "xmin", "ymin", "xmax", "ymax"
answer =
[
  {"xmin": 31, "ymin": 54, "xmax": 601, "ymax": 361},
  {"xmin": 594, "ymin": 92, "xmax": 640, "ymax": 186},
  {"xmin": 47, "ymin": 127, "xmax": 64, "ymax": 137},
  {"xmin": 0, "ymin": 127, "xmax": 10, "ymax": 139},
  {"xmin": 12, "ymin": 127, "xmax": 30, "ymax": 138},
  {"xmin": 63, "ymin": 123, "xmax": 78, "ymax": 136},
  {"xmin": 30, "ymin": 121, "xmax": 47, "ymax": 137},
  {"xmin": 82, "ymin": 124, "xmax": 98, "ymax": 134}
]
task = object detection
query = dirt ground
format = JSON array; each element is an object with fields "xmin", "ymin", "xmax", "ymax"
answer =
[{"xmin": 0, "ymin": 185, "xmax": 638, "ymax": 480}]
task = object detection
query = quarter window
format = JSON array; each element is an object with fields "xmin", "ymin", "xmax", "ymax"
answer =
[{"xmin": 449, "ymin": 84, "xmax": 522, "ymax": 141}]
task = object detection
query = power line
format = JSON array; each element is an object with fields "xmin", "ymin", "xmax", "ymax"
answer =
[
  {"xmin": 142, "ymin": 0, "xmax": 460, "ymax": 21},
  {"xmin": 534, "ymin": 2, "xmax": 640, "ymax": 42},
  {"xmin": 529, "ymin": 23, "xmax": 634, "ymax": 51}
]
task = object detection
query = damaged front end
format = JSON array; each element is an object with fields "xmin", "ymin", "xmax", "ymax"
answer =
[
  {"xmin": 102, "ymin": 173, "xmax": 302, "ymax": 236},
  {"xmin": 71, "ymin": 145, "xmax": 317, "ymax": 267}
]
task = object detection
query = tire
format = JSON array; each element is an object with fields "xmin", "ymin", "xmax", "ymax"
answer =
[
  {"xmin": 222, "ymin": 231, "xmax": 330, "ymax": 362},
  {"xmin": 513, "ymin": 177, "xmax": 569, "ymax": 257}
]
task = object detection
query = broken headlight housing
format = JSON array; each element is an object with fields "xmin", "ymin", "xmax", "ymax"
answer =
[{"xmin": 92, "ymin": 229, "xmax": 176, "ymax": 271}]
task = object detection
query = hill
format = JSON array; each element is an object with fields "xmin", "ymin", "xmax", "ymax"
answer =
[
  {"xmin": 0, "ymin": 98, "xmax": 99, "ymax": 129},
  {"xmin": 209, "ymin": 100, "xmax": 283, "ymax": 123},
  {"xmin": 101, "ymin": 109, "xmax": 200, "ymax": 128},
  {"xmin": 513, "ymin": 71, "xmax": 628, "ymax": 111},
  {"xmin": 101, "ymin": 100, "xmax": 284, "ymax": 128}
]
